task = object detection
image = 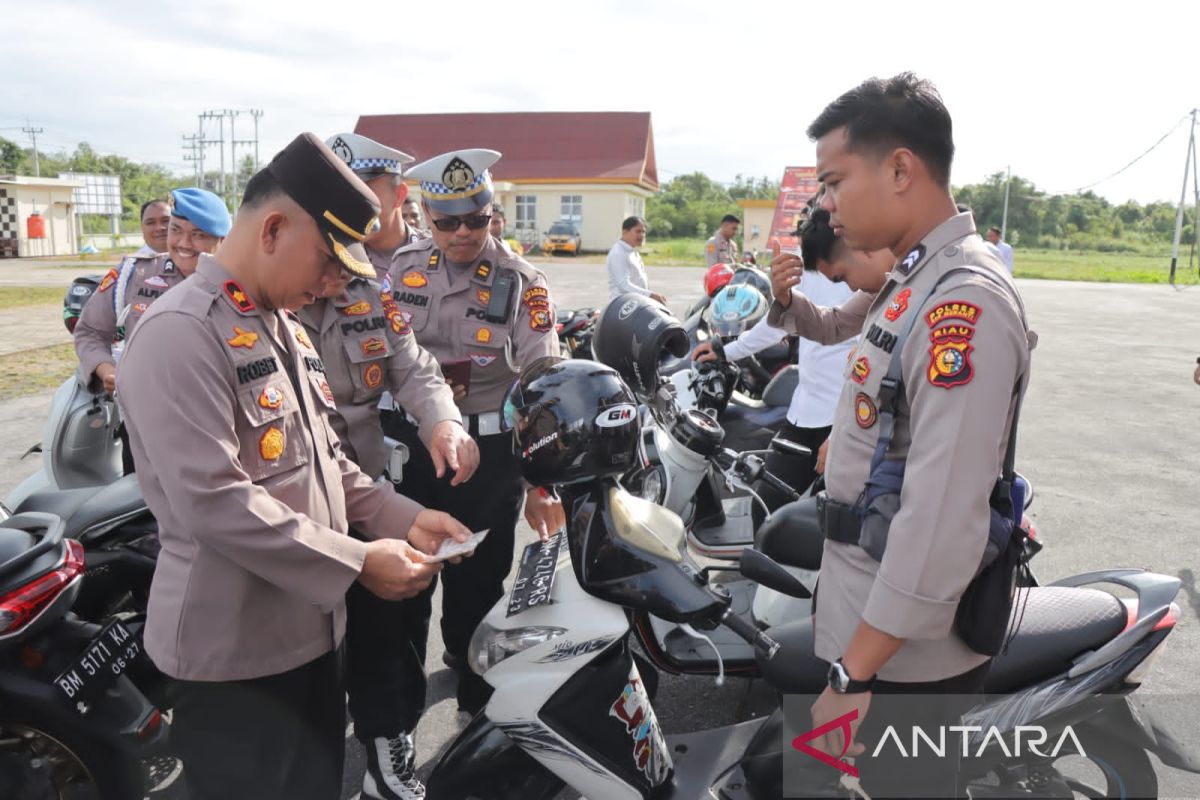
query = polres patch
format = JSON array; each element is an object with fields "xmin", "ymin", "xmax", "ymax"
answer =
[
  {"xmin": 926, "ymin": 301, "xmax": 981, "ymax": 328},
  {"xmin": 595, "ymin": 404, "xmax": 637, "ymax": 428}
]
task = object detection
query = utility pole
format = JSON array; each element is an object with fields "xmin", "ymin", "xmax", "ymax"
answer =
[
  {"xmin": 1169, "ymin": 109, "xmax": 1198, "ymax": 286},
  {"xmin": 1000, "ymin": 165, "xmax": 1011, "ymax": 241},
  {"xmin": 227, "ymin": 109, "xmax": 241, "ymax": 209},
  {"xmin": 21, "ymin": 119, "xmax": 43, "ymax": 177},
  {"xmin": 182, "ymin": 134, "xmax": 203, "ymax": 186},
  {"xmin": 249, "ymin": 109, "xmax": 264, "ymax": 171}
]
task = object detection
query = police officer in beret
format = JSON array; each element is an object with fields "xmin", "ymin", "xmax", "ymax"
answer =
[
  {"xmin": 384, "ymin": 148, "xmax": 566, "ymax": 756},
  {"xmin": 297, "ymin": 135, "xmax": 480, "ymax": 800},
  {"xmin": 117, "ymin": 133, "xmax": 472, "ymax": 800},
  {"xmin": 75, "ymin": 186, "xmax": 231, "ymax": 396}
]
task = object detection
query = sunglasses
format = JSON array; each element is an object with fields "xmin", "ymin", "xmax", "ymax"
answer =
[{"xmin": 430, "ymin": 213, "xmax": 493, "ymax": 233}]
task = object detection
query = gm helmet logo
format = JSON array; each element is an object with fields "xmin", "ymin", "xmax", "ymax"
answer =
[
  {"xmin": 596, "ymin": 404, "xmax": 637, "ymax": 428},
  {"xmin": 618, "ymin": 299, "xmax": 639, "ymax": 320}
]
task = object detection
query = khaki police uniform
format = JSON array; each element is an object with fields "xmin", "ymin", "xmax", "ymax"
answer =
[
  {"xmin": 366, "ymin": 225, "xmax": 428, "ymax": 281},
  {"xmin": 705, "ymin": 230, "xmax": 738, "ymax": 267},
  {"xmin": 767, "ymin": 212, "xmax": 1031, "ymax": 682},
  {"xmin": 73, "ymin": 253, "xmax": 184, "ymax": 388}
]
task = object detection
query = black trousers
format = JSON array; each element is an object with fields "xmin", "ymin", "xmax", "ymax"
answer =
[
  {"xmin": 751, "ymin": 422, "xmax": 831, "ymax": 527},
  {"xmin": 345, "ymin": 413, "xmax": 522, "ymax": 737},
  {"xmin": 168, "ymin": 648, "xmax": 345, "ymax": 800}
]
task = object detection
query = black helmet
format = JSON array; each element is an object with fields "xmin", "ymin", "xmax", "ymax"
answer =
[
  {"xmin": 591, "ymin": 293, "xmax": 688, "ymax": 398},
  {"xmin": 728, "ymin": 265, "xmax": 771, "ymax": 298},
  {"xmin": 502, "ymin": 356, "xmax": 640, "ymax": 487},
  {"xmin": 63, "ymin": 274, "xmax": 104, "ymax": 334}
]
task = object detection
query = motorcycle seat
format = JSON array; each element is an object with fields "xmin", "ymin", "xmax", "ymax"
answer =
[
  {"xmin": 757, "ymin": 586, "xmax": 1128, "ymax": 695},
  {"xmin": 15, "ymin": 475, "xmax": 147, "ymax": 541},
  {"xmin": 754, "ymin": 496, "xmax": 824, "ymax": 571}
]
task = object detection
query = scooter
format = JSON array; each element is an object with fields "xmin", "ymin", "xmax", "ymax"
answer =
[
  {"xmin": 0, "ymin": 510, "xmax": 166, "ymax": 799},
  {"xmin": 427, "ymin": 476, "xmax": 1199, "ymax": 800},
  {"xmin": 555, "ymin": 307, "xmax": 600, "ymax": 359}
]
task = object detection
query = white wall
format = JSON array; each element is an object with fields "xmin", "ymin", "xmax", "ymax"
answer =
[
  {"xmin": 13, "ymin": 187, "xmax": 77, "ymax": 256},
  {"xmin": 493, "ymin": 184, "xmax": 650, "ymax": 253}
]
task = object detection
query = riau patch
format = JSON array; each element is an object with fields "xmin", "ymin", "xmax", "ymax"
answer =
[
  {"xmin": 470, "ymin": 354, "xmax": 497, "ymax": 367},
  {"xmin": 343, "ymin": 301, "xmax": 371, "ymax": 316},
  {"xmin": 144, "ymin": 276, "xmax": 169, "ymax": 290},
  {"xmin": 475, "ymin": 328, "xmax": 492, "ymax": 344},
  {"xmin": 226, "ymin": 326, "xmax": 259, "ymax": 349},
  {"xmin": 530, "ymin": 308, "xmax": 553, "ymax": 332},
  {"xmin": 926, "ymin": 301, "xmax": 981, "ymax": 329},
  {"xmin": 294, "ymin": 327, "xmax": 313, "ymax": 349},
  {"xmin": 854, "ymin": 393, "xmax": 878, "ymax": 429},
  {"xmin": 360, "ymin": 337, "xmax": 386, "ymax": 357},
  {"xmin": 851, "ymin": 355, "xmax": 871, "ymax": 384},
  {"xmin": 927, "ymin": 325, "xmax": 975, "ymax": 389},
  {"xmin": 476, "ymin": 288, "xmax": 491, "ymax": 306},
  {"xmin": 223, "ymin": 281, "xmax": 256, "ymax": 313},
  {"xmin": 98, "ymin": 269, "xmax": 118, "ymax": 293},
  {"xmin": 259, "ymin": 427, "xmax": 285, "ymax": 461},
  {"xmin": 362, "ymin": 362, "xmax": 383, "ymax": 389},
  {"xmin": 402, "ymin": 272, "xmax": 428, "ymax": 289},
  {"xmin": 884, "ymin": 288, "xmax": 911, "ymax": 322},
  {"xmin": 896, "ymin": 244, "xmax": 926, "ymax": 276},
  {"xmin": 258, "ymin": 385, "xmax": 284, "ymax": 410},
  {"xmin": 475, "ymin": 262, "xmax": 492, "ymax": 281}
]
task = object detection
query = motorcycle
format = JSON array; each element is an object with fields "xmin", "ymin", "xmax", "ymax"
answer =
[
  {"xmin": 427, "ymin": 473, "xmax": 1199, "ymax": 800},
  {"xmin": 555, "ymin": 306, "xmax": 599, "ymax": 359},
  {"xmin": 0, "ymin": 510, "xmax": 166, "ymax": 799}
]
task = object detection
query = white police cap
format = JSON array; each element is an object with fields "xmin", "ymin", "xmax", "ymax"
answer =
[
  {"xmin": 325, "ymin": 132, "xmax": 414, "ymax": 179},
  {"xmin": 407, "ymin": 148, "xmax": 502, "ymax": 216}
]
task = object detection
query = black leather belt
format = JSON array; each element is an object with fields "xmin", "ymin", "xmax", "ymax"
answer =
[{"xmin": 815, "ymin": 492, "xmax": 863, "ymax": 546}]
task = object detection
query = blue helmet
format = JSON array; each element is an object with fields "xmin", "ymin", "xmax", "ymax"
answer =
[{"xmin": 707, "ymin": 284, "xmax": 767, "ymax": 339}]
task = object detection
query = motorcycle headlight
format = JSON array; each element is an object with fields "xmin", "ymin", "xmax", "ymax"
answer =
[
  {"xmin": 639, "ymin": 467, "xmax": 665, "ymax": 504},
  {"xmin": 468, "ymin": 623, "xmax": 566, "ymax": 676}
]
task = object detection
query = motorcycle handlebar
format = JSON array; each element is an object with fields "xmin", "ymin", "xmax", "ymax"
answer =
[{"xmin": 721, "ymin": 607, "xmax": 780, "ymax": 660}]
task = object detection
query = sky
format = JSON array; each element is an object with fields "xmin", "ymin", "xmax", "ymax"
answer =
[{"xmin": 2, "ymin": 0, "xmax": 1197, "ymax": 205}]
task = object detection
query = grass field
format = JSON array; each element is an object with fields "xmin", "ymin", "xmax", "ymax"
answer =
[
  {"xmin": 0, "ymin": 286, "xmax": 71, "ymax": 309},
  {"xmin": 0, "ymin": 342, "xmax": 76, "ymax": 401},
  {"xmin": 635, "ymin": 238, "xmax": 1198, "ymax": 284}
]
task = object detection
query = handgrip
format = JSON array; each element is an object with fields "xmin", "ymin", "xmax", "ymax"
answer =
[{"xmin": 721, "ymin": 608, "xmax": 780, "ymax": 660}]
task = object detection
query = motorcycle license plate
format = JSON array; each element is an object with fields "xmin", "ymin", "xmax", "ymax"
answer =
[
  {"xmin": 54, "ymin": 620, "xmax": 140, "ymax": 707},
  {"xmin": 506, "ymin": 532, "xmax": 562, "ymax": 617}
]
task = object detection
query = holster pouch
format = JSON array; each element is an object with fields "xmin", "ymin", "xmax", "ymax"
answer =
[{"xmin": 385, "ymin": 437, "xmax": 409, "ymax": 485}]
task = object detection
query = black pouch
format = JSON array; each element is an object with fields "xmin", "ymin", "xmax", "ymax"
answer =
[{"xmin": 953, "ymin": 497, "xmax": 1031, "ymax": 656}]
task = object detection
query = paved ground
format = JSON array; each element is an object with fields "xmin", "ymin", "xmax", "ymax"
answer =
[{"xmin": 2, "ymin": 256, "xmax": 1199, "ymax": 797}]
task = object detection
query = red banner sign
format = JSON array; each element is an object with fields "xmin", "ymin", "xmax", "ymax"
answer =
[{"xmin": 768, "ymin": 166, "xmax": 820, "ymax": 252}]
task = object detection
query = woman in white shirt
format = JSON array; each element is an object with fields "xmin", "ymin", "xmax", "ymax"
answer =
[{"xmin": 606, "ymin": 216, "xmax": 666, "ymax": 303}]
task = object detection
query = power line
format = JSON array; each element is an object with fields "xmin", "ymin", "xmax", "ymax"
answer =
[{"xmin": 1058, "ymin": 113, "xmax": 1191, "ymax": 195}]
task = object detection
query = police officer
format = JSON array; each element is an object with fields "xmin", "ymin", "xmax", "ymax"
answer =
[
  {"xmin": 402, "ymin": 197, "xmax": 424, "ymax": 232},
  {"xmin": 326, "ymin": 132, "xmax": 427, "ymax": 279},
  {"xmin": 75, "ymin": 187, "xmax": 231, "ymax": 395},
  {"xmin": 116, "ymin": 133, "xmax": 472, "ymax": 800},
  {"xmin": 767, "ymin": 74, "xmax": 1031, "ymax": 796},
  {"xmin": 300, "ymin": 134, "xmax": 480, "ymax": 800},
  {"xmin": 135, "ymin": 198, "xmax": 170, "ymax": 256},
  {"xmin": 705, "ymin": 213, "xmax": 740, "ymax": 266},
  {"xmin": 385, "ymin": 148, "xmax": 565, "ymax": 742}
]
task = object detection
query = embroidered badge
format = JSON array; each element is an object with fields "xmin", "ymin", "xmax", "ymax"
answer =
[
  {"xmin": 884, "ymin": 288, "xmax": 911, "ymax": 322},
  {"xmin": 851, "ymin": 355, "xmax": 871, "ymax": 384},
  {"xmin": 475, "ymin": 262, "xmax": 491, "ymax": 281},
  {"xmin": 360, "ymin": 337, "xmax": 386, "ymax": 357},
  {"xmin": 259, "ymin": 427, "xmax": 285, "ymax": 461},
  {"xmin": 522, "ymin": 286, "xmax": 549, "ymax": 306},
  {"xmin": 258, "ymin": 385, "xmax": 284, "ymax": 410},
  {"xmin": 294, "ymin": 327, "xmax": 313, "ymax": 349},
  {"xmin": 402, "ymin": 272, "xmax": 428, "ymax": 288},
  {"xmin": 226, "ymin": 326, "xmax": 259, "ymax": 349},
  {"xmin": 343, "ymin": 301, "xmax": 371, "ymax": 316},
  {"xmin": 318, "ymin": 378, "xmax": 335, "ymax": 404},
  {"xmin": 223, "ymin": 281, "xmax": 256, "ymax": 313},
  {"xmin": 927, "ymin": 325, "xmax": 975, "ymax": 389},
  {"xmin": 926, "ymin": 301, "xmax": 982, "ymax": 328},
  {"xmin": 162, "ymin": 259, "xmax": 176, "ymax": 273},
  {"xmin": 363, "ymin": 363, "xmax": 383, "ymax": 389},
  {"xmin": 131, "ymin": 303, "xmax": 149, "ymax": 314},
  {"xmin": 475, "ymin": 328, "xmax": 492, "ymax": 344},
  {"xmin": 380, "ymin": 273, "xmax": 393, "ymax": 294},
  {"xmin": 855, "ymin": 393, "xmax": 878, "ymax": 429},
  {"xmin": 98, "ymin": 269, "xmax": 118, "ymax": 293},
  {"xmin": 896, "ymin": 244, "xmax": 926, "ymax": 276},
  {"xmin": 144, "ymin": 276, "xmax": 169, "ymax": 290},
  {"xmin": 530, "ymin": 308, "xmax": 553, "ymax": 332},
  {"xmin": 428, "ymin": 251, "xmax": 440, "ymax": 270},
  {"xmin": 442, "ymin": 157, "xmax": 476, "ymax": 190},
  {"xmin": 476, "ymin": 288, "xmax": 491, "ymax": 306},
  {"xmin": 470, "ymin": 354, "xmax": 498, "ymax": 367}
]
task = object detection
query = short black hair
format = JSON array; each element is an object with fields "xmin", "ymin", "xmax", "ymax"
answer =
[
  {"xmin": 241, "ymin": 168, "xmax": 286, "ymax": 209},
  {"xmin": 799, "ymin": 208, "xmax": 838, "ymax": 271},
  {"xmin": 721, "ymin": 214, "xmax": 741, "ymax": 225},
  {"xmin": 139, "ymin": 198, "xmax": 169, "ymax": 220},
  {"xmin": 987, "ymin": 226, "xmax": 1002, "ymax": 235},
  {"xmin": 492, "ymin": 207, "xmax": 506, "ymax": 220},
  {"xmin": 807, "ymin": 72, "xmax": 954, "ymax": 187},
  {"xmin": 622, "ymin": 216, "xmax": 645, "ymax": 231}
]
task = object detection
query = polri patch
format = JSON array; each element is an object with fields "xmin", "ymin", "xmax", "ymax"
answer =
[
  {"xmin": 226, "ymin": 326, "xmax": 259, "ymax": 349},
  {"xmin": 896, "ymin": 244, "xmax": 926, "ymax": 276},
  {"xmin": 927, "ymin": 325, "xmax": 975, "ymax": 389},
  {"xmin": 259, "ymin": 427, "xmax": 285, "ymax": 461},
  {"xmin": 926, "ymin": 301, "xmax": 981, "ymax": 328},
  {"xmin": 884, "ymin": 288, "xmax": 911, "ymax": 322},
  {"xmin": 855, "ymin": 393, "xmax": 878, "ymax": 429},
  {"xmin": 223, "ymin": 281, "xmax": 256, "ymax": 313}
]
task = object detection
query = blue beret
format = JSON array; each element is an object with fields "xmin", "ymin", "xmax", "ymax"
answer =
[{"xmin": 170, "ymin": 187, "xmax": 232, "ymax": 238}]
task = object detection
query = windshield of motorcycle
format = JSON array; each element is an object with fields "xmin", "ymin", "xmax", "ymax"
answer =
[{"xmin": 606, "ymin": 484, "xmax": 684, "ymax": 562}]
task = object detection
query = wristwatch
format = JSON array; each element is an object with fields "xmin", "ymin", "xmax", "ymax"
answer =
[{"xmin": 828, "ymin": 659, "xmax": 876, "ymax": 694}]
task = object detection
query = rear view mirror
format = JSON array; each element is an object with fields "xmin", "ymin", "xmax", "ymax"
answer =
[{"xmin": 740, "ymin": 548, "xmax": 811, "ymax": 599}]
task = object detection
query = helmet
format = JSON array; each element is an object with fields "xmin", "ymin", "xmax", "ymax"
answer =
[
  {"xmin": 591, "ymin": 294, "xmax": 688, "ymax": 397},
  {"xmin": 728, "ymin": 265, "xmax": 771, "ymax": 297},
  {"xmin": 502, "ymin": 356, "xmax": 640, "ymax": 487},
  {"xmin": 707, "ymin": 284, "xmax": 768, "ymax": 339},
  {"xmin": 63, "ymin": 274, "xmax": 104, "ymax": 334},
  {"xmin": 703, "ymin": 262, "xmax": 735, "ymax": 297}
]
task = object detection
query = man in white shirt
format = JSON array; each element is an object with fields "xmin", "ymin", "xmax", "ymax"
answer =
[
  {"xmin": 986, "ymin": 226, "xmax": 1015, "ymax": 272},
  {"xmin": 607, "ymin": 216, "xmax": 666, "ymax": 303}
]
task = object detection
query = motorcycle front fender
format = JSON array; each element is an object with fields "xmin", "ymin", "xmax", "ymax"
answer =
[{"xmin": 425, "ymin": 711, "xmax": 564, "ymax": 800}]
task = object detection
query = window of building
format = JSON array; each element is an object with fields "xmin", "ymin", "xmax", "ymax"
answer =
[
  {"xmin": 515, "ymin": 195, "xmax": 537, "ymax": 230},
  {"xmin": 560, "ymin": 195, "xmax": 583, "ymax": 223}
]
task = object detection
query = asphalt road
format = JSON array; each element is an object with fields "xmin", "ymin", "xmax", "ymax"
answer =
[{"xmin": 2, "ymin": 257, "xmax": 1198, "ymax": 797}]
